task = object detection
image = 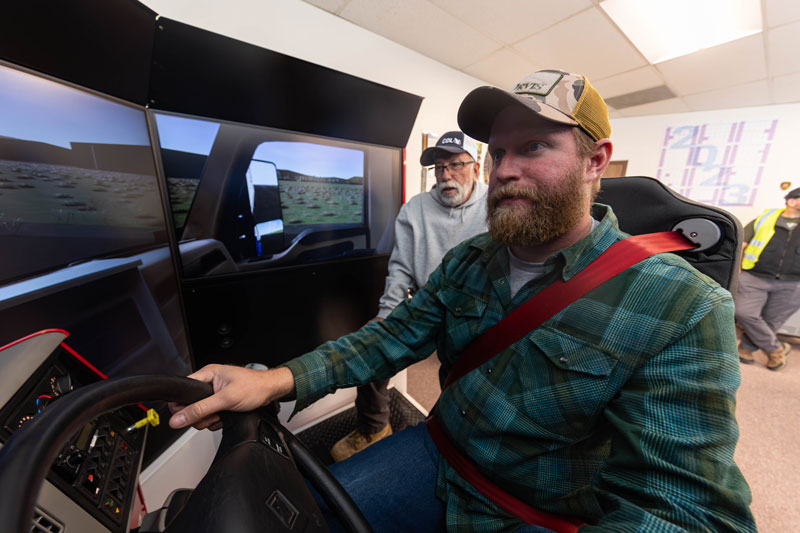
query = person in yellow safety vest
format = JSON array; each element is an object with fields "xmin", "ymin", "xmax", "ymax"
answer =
[{"xmin": 735, "ymin": 187, "xmax": 800, "ymax": 370}]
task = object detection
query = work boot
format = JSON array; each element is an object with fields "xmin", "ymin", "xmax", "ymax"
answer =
[
  {"xmin": 330, "ymin": 423, "xmax": 392, "ymax": 462},
  {"xmin": 766, "ymin": 342, "xmax": 791, "ymax": 371},
  {"xmin": 738, "ymin": 347, "xmax": 755, "ymax": 364}
]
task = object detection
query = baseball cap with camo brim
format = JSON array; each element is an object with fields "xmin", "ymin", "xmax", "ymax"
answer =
[
  {"xmin": 420, "ymin": 131, "xmax": 479, "ymax": 166},
  {"xmin": 457, "ymin": 69, "xmax": 611, "ymax": 143}
]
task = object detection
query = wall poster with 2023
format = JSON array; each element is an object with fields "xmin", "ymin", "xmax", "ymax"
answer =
[{"xmin": 656, "ymin": 119, "xmax": 778, "ymax": 208}]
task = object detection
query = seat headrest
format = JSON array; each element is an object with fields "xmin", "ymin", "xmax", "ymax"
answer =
[{"xmin": 597, "ymin": 176, "xmax": 743, "ymax": 291}]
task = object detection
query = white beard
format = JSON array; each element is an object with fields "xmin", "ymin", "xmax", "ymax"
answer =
[{"xmin": 438, "ymin": 179, "xmax": 472, "ymax": 207}]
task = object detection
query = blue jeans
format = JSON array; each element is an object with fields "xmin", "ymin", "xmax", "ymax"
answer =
[
  {"xmin": 311, "ymin": 422, "xmax": 553, "ymax": 533},
  {"xmin": 313, "ymin": 422, "xmax": 445, "ymax": 532}
]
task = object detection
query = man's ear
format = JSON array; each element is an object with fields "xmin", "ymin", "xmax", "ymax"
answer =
[
  {"xmin": 472, "ymin": 160, "xmax": 481, "ymax": 181},
  {"xmin": 586, "ymin": 139, "xmax": 613, "ymax": 179}
]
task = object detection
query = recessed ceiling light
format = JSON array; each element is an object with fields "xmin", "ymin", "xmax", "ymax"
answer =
[{"xmin": 600, "ymin": 0, "xmax": 762, "ymax": 64}]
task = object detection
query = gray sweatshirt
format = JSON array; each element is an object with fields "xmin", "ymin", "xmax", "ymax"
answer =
[{"xmin": 377, "ymin": 179, "xmax": 488, "ymax": 318}]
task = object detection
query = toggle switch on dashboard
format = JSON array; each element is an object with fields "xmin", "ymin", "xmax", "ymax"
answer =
[{"xmin": 126, "ymin": 409, "xmax": 159, "ymax": 433}]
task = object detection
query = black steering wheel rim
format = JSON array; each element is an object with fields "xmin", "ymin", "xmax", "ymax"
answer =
[{"xmin": 0, "ymin": 374, "xmax": 371, "ymax": 533}]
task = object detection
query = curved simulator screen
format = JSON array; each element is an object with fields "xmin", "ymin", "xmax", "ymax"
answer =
[
  {"xmin": 152, "ymin": 111, "xmax": 402, "ymax": 276},
  {"xmin": 0, "ymin": 63, "xmax": 168, "ymax": 286}
]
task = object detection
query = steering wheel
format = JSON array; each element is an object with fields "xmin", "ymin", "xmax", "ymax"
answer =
[{"xmin": 0, "ymin": 375, "xmax": 372, "ymax": 533}]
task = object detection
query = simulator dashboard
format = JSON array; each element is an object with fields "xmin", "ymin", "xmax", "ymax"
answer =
[{"xmin": 0, "ymin": 331, "xmax": 148, "ymax": 532}]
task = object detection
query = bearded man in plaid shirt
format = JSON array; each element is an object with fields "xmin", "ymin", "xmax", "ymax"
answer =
[{"xmin": 170, "ymin": 70, "xmax": 755, "ymax": 533}]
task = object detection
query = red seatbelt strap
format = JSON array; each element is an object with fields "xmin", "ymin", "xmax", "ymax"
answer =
[
  {"xmin": 429, "ymin": 231, "xmax": 697, "ymax": 531},
  {"xmin": 427, "ymin": 415, "xmax": 585, "ymax": 532}
]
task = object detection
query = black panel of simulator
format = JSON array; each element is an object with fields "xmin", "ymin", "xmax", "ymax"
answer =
[{"xmin": 0, "ymin": 3, "xmax": 420, "ymax": 531}]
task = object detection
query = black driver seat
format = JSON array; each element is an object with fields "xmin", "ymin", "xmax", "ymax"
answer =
[{"xmin": 596, "ymin": 176, "xmax": 743, "ymax": 292}]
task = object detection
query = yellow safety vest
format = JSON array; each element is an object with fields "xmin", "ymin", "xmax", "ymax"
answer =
[{"xmin": 742, "ymin": 208, "xmax": 784, "ymax": 270}]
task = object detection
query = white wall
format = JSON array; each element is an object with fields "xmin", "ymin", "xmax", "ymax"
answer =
[
  {"xmin": 139, "ymin": 0, "xmax": 489, "ymax": 199},
  {"xmin": 610, "ymin": 103, "xmax": 800, "ymax": 226}
]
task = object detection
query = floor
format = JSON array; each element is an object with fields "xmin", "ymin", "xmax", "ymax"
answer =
[
  {"xmin": 406, "ymin": 352, "xmax": 441, "ymax": 413},
  {"xmin": 733, "ymin": 336, "xmax": 799, "ymax": 532},
  {"xmin": 297, "ymin": 388, "xmax": 425, "ymax": 465},
  {"xmin": 404, "ymin": 339, "xmax": 799, "ymax": 531}
]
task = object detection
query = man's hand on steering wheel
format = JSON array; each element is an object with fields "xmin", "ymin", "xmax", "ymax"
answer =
[{"xmin": 168, "ymin": 364, "xmax": 296, "ymax": 431}]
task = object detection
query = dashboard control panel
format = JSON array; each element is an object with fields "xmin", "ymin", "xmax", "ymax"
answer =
[{"xmin": 0, "ymin": 342, "xmax": 147, "ymax": 532}]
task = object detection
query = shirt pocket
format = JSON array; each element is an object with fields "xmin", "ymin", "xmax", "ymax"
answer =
[
  {"xmin": 437, "ymin": 284, "xmax": 487, "ymax": 318},
  {"xmin": 509, "ymin": 327, "xmax": 620, "ymax": 439},
  {"xmin": 436, "ymin": 284, "xmax": 489, "ymax": 359}
]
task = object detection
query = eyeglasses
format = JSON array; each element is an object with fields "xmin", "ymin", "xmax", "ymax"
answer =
[{"xmin": 432, "ymin": 161, "xmax": 474, "ymax": 176}]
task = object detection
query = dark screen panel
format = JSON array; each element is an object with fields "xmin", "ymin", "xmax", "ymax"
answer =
[
  {"xmin": 183, "ymin": 254, "xmax": 390, "ymax": 368},
  {"xmin": 150, "ymin": 17, "xmax": 422, "ymax": 148},
  {"xmin": 0, "ymin": 0, "xmax": 156, "ymax": 105}
]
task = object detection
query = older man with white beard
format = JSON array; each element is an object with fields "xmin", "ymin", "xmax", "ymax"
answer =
[
  {"xmin": 170, "ymin": 70, "xmax": 755, "ymax": 532},
  {"xmin": 328, "ymin": 131, "xmax": 489, "ymax": 462}
]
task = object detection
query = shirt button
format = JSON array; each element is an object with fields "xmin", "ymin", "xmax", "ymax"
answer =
[
  {"xmin": 559, "ymin": 357, "xmax": 568, "ymax": 364},
  {"xmin": 460, "ymin": 410, "xmax": 466, "ymax": 417},
  {"xmin": 455, "ymin": 307, "xmax": 462, "ymax": 313},
  {"xmin": 487, "ymin": 368, "xmax": 492, "ymax": 374}
]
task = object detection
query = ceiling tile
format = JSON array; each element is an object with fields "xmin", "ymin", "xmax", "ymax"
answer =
[
  {"xmin": 301, "ymin": 0, "xmax": 351, "ymax": 15},
  {"xmin": 430, "ymin": 0, "xmax": 592, "ymax": 45},
  {"xmin": 462, "ymin": 48, "xmax": 540, "ymax": 89},
  {"xmin": 772, "ymin": 72, "xmax": 800, "ymax": 104},
  {"xmin": 657, "ymin": 34, "xmax": 766, "ymax": 95},
  {"xmin": 766, "ymin": 21, "xmax": 800, "ymax": 77},
  {"xmin": 683, "ymin": 80, "xmax": 770, "ymax": 111},
  {"xmin": 764, "ymin": 0, "xmax": 800, "ymax": 28},
  {"xmin": 615, "ymin": 97, "xmax": 691, "ymax": 118},
  {"xmin": 512, "ymin": 7, "xmax": 647, "ymax": 81},
  {"xmin": 592, "ymin": 66, "xmax": 666, "ymax": 98},
  {"xmin": 338, "ymin": 0, "xmax": 501, "ymax": 70},
  {"xmin": 296, "ymin": 0, "xmax": 790, "ymax": 116}
]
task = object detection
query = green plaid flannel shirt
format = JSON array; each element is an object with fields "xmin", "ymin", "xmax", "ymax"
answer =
[{"xmin": 285, "ymin": 205, "xmax": 755, "ymax": 532}]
